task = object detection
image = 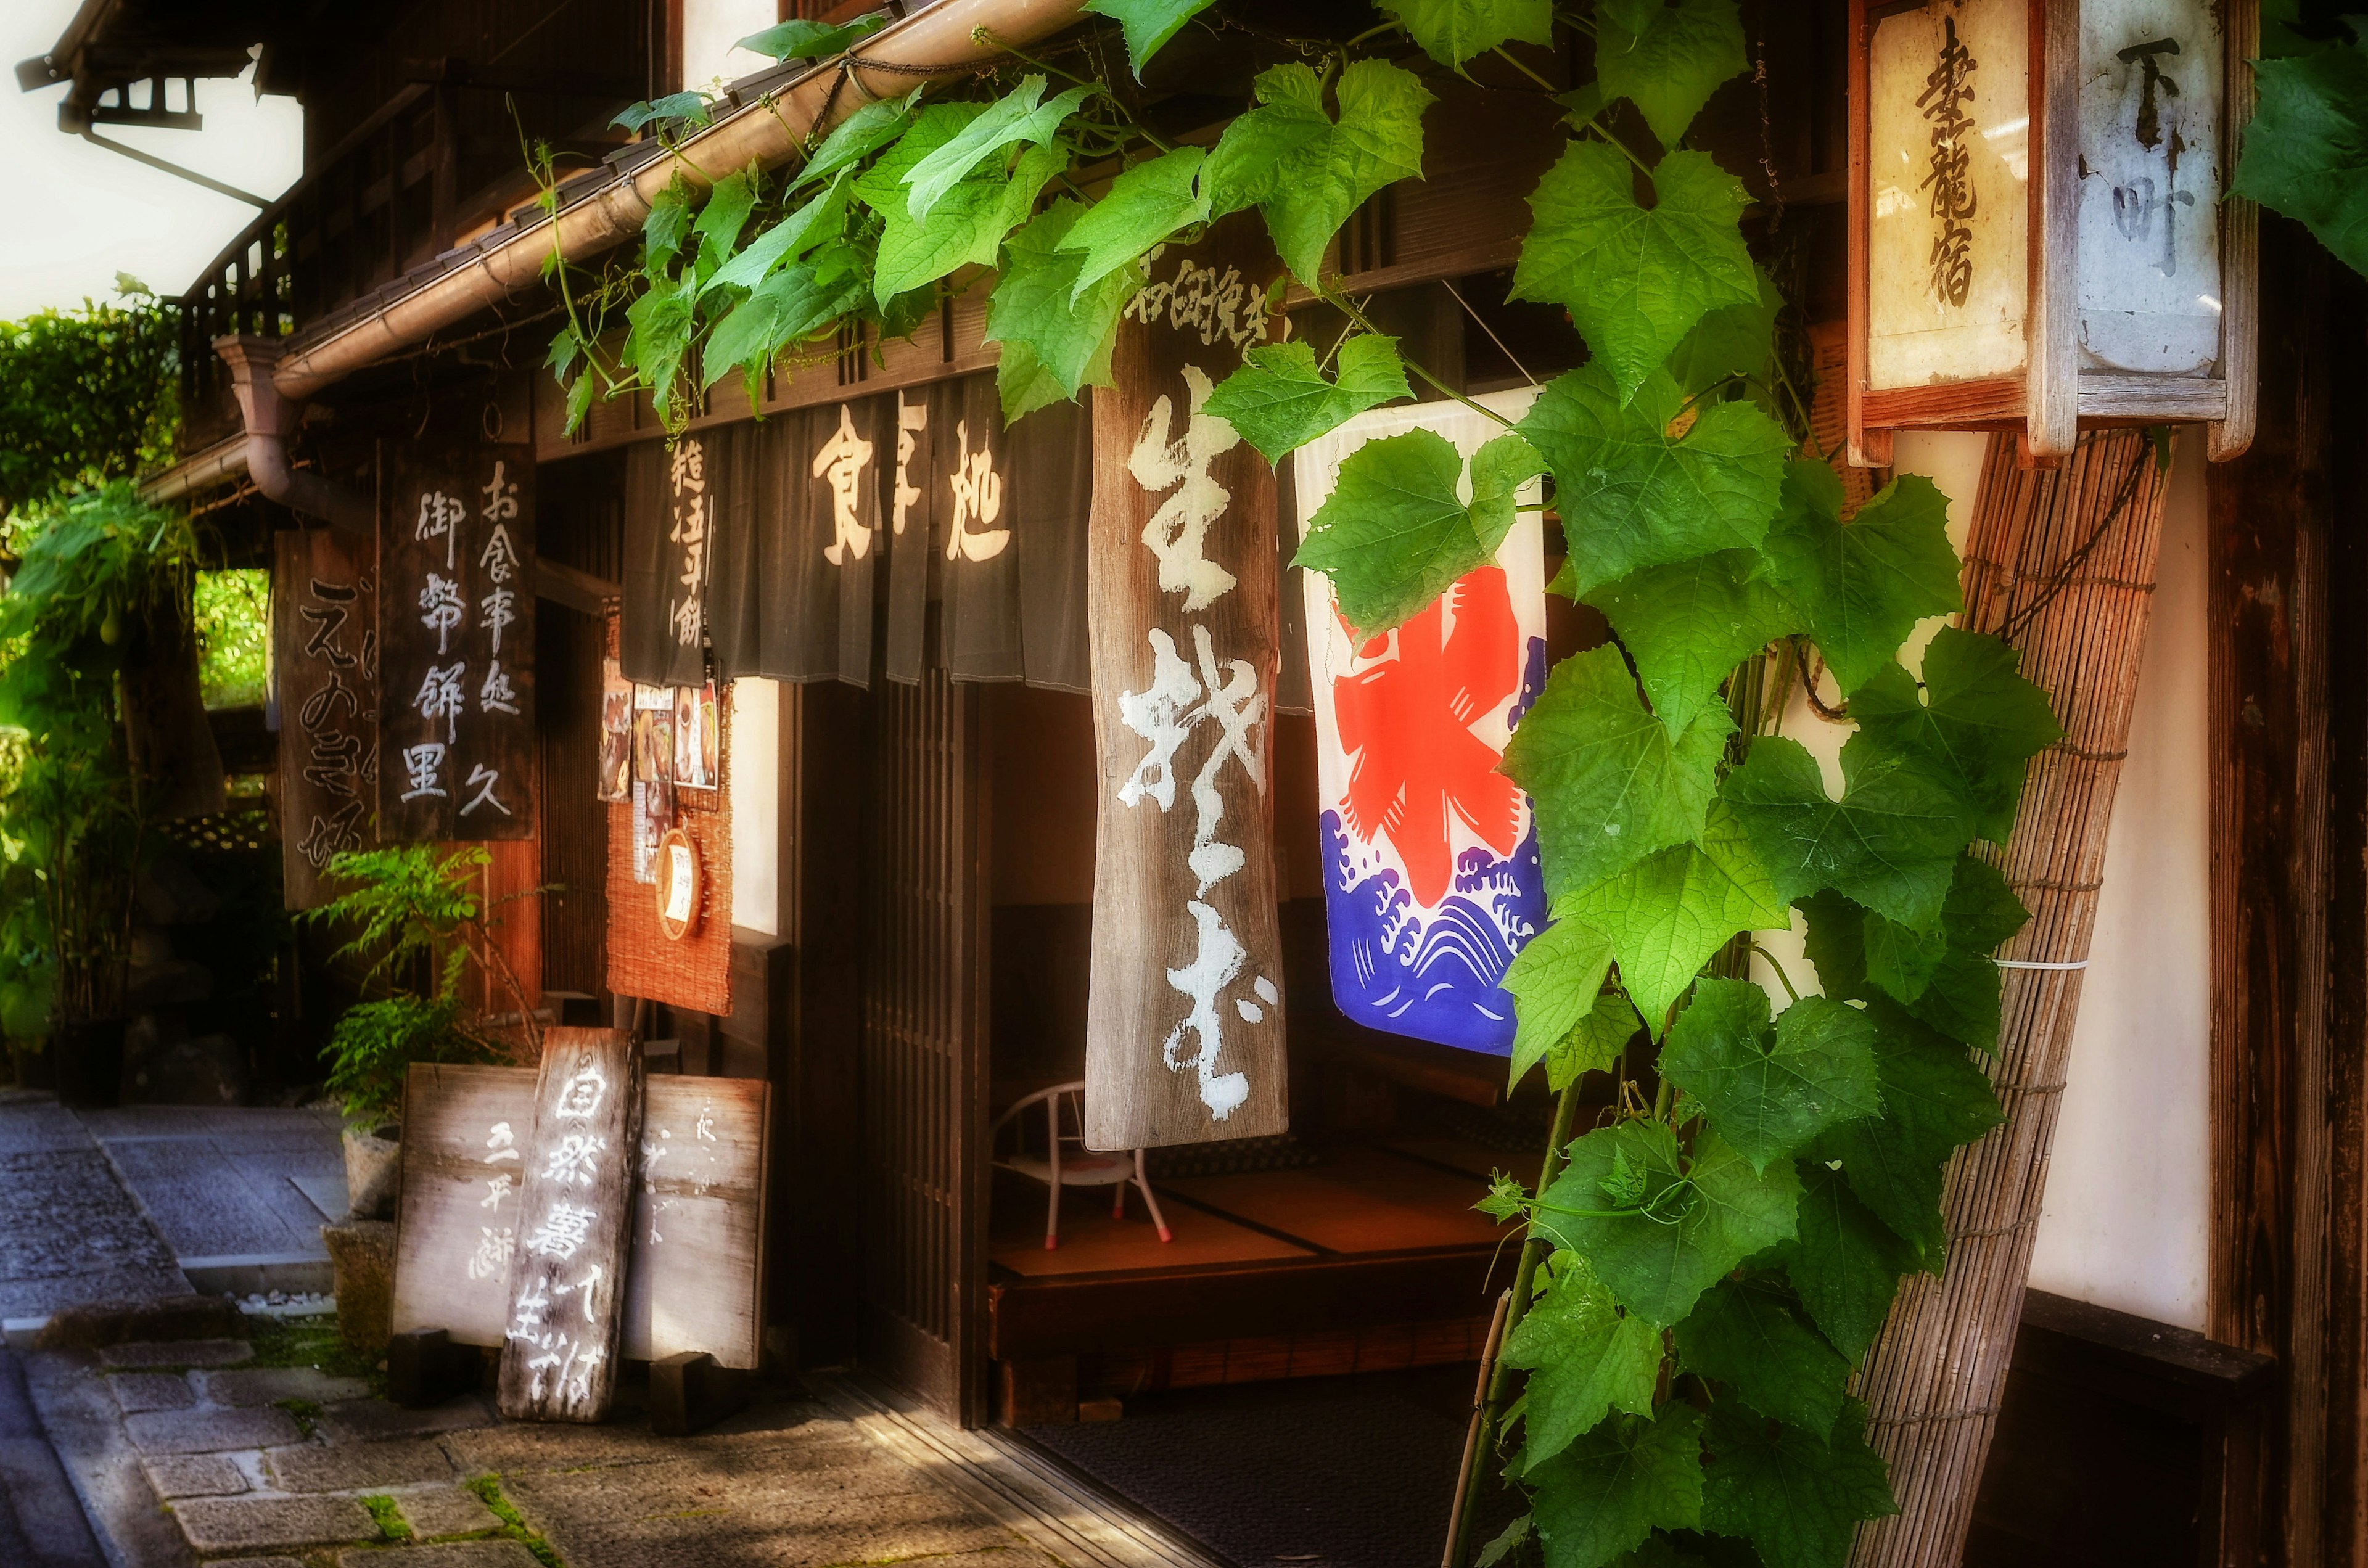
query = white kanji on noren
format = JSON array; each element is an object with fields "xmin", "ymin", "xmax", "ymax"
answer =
[
  {"xmin": 893, "ymin": 392, "xmax": 928, "ymax": 536},
  {"xmin": 460, "ymin": 763, "xmax": 509, "ymax": 818},
  {"xmin": 399, "ymin": 742, "xmax": 447, "ymax": 802},
  {"xmin": 418, "ymin": 573, "xmax": 464, "ymax": 655},
  {"xmin": 944, "ymin": 420, "xmax": 1008, "ymax": 562},
  {"xmin": 815, "ymin": 404, "xmax": 877, "ymax": 566},
  {"xmin": 414, "ymin": 663, "xmax": 466, "ymax": 742}
]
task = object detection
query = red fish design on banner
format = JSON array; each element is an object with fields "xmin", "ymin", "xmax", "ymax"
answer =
[{"xmin": 1293, "ymin": 391, "xmax": 1549, "ymax": 1056}]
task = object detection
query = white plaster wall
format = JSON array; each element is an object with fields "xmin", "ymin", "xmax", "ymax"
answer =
[
  {"xmin": 2026, "ymin": 436, "xmax": 2210, "ymax": 1330},
  {"xmin": 682, "ymin": 0, "xmax": 781, "ymax": 92},
  {"xmin": 730, "ymin": 677, "xmax": 780, "ymax": 935},
  {"xmin": 1745, "ymin": 432, "xmax": 2211, "ymax": 1331}
]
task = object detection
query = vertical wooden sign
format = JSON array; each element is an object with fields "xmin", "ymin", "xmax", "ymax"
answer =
[
  {"xmin": 1085, "ymin": 215, "xmax": 1291, "ymax": 1151},
  {"xmin": 274, "ymin": 527, "xmax": 379, "ymax": 908},
  {"xmin": 495, "ymin": 1028, "xmax": 643, "ymax": 1421},
  {"xmin": 379, "ymin": 444, "xmax": 536, "ymax": 840}
]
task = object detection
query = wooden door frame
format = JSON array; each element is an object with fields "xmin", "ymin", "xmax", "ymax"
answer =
[{"xmin": 2208, "ymin": 213, "xmax": 2368, "ymax": 1567}]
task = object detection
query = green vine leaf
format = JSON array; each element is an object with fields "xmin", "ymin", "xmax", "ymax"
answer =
[
  {"xmin": 1816, "ymin": 999, "xmax": 2004, "ymax": 1258},
  {"xmin": 612, "ymin": 91, "xmax": 711, "ymax": 135},
  {"xmin": 1083, "ymin": 0, "xmax": 1219, "ymax": 78},
  {"xmin": 690, "ymin": 168, "xmax": 760, "ymax": 286},
  {"xmin": 1551, "ymin": 799, "xmax": 1787, "ymax": 1036},
  {"xmin": 1528, "ymin": 1406, "xmax": 1706, "ymax": 1568},
  {"xmin": 903, "ymin": 76, "xmax": 1093, "ymax": 221},
  {"xmin": 1539, "ymin": 1121, "xmax": 1799, "ymax": 1327},
  {"xmin": 1593, "ymin": 0, "xmax": 1749, "ymax": 149},
  {"xmin": 703, "ymin": 173, "xmax": 851, "ymax": 298},
  {"xmin": 1777, "ymin": 1163, "xmax": 1922, "ymax": 1365},
  {"xmin": 1381, "ymin": 0, "xmax": 1555, "ymax": 69},
  {"xmin": 699, "ymin": 260, "xmax": 865, "ymax": 395},
  {"xmin": 796, "ymin": 91, "xmax": 922, "ymax": 193},
  {"xmin": 1294, "ymin": 429, "xmax": 1544, "ymax": 638},
  {"xmin": 1848, "ymin": 627, "xmax": 2060, "ymax": 844},
  {"xmin": 1674, "ymin": 1277, "xmax": 1851, "ymax": 1435},
  {"xmin": 1500, "ymin": 1255, "xmax": 1663, "ymax": 1469},
  {"xmin": 1503, "ymin": 916, "xmax": 1618, "ymax": 1090},
  {"xmin": 1205, "ymin": 335, "xmax": 1412, "ymax": 465},
  {"xmin": 1056, "ymin": 146, "xmax": 1212, "ymax": 302},
  {"xmin": 1720, "ymin": 736, "xmax": 1975, "ymax": 933},
  {"xmin": 1701, "ymin": 1400, "xmax": 1898, "ymax": 1568},
  {"xmin": 737, "ymin": 14, "xmax": 886, "ymax": 62},
  {"xmin": 1545, "ymin": 992, "xmax": 1645, "ymax": 1092},
  {"xmin": 619, "ymin": 276, "xmax": 696, "ymax": 422},
  {"xmin": 643, "ymin": 177, "xmax": 697, "ymax": 271},
  {"xmin": 1584, "ymin": 548, "xmax": 1798, "ymax": 739},
  {"xmin": 1512, "ymin": 144, "xmax": 1759, "ymax": 402},
  {"xmin": 2231, "ymin": 30, "xmax": 2368, "ymax": 279},
  {"xmin": 988, "ymin": 199, "xmax": 1138, "ymax": 422},
  {"xmin": 1500, "ymin": 644, "xmax": 1733, "ymax": 900},
  {"xmin": 1520, "ymin": 365, "xmax": 1791, "ymax": 600},
  {"xmin": 858, "ymin": 105, "xmax": 1066, "ymax": 303},
  {"xmin": 1799, "ymin": 862, "xmax": 2025, "ymax": 1054},
  {"xmin": 1658, "ymin": 980, "xmax": 1882, "ymax": 1174},
  {"xmin": 1666, "ymin": 265, "xmax": 1782, "ymax": 396},
  {"xmin": 1760, "ymin": 462, "xmax": 1963, "ymax": 699},
  {"xmin": 1202, "ymin": 59, "xmax": 1434, "ymax": 285}
]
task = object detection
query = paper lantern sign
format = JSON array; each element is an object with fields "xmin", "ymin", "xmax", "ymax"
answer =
[
  {"xmin": 391, "ymin": 1061, "xmax": 771, "ymax": 1374},
  {"xmin": 1849, "ymin": 0, "xmax": 2255, "ymax": 462},
  {"xmin": 274, "ymin": 527, "xmax": 379, "ymax": 909},
  {"xmin": 379, "ymin": 443, "xmax": 537, "ymax": 839},
  {"xmin": 1293, "ymin": 392, "xmax": 1550, "ymax": 1057}
]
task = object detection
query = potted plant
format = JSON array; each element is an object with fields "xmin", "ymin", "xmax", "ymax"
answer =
[{"xmin": 310, "ymin": 844, "xmax": 543, "ymax": 1217}]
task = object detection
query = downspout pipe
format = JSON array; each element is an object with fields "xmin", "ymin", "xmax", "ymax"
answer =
[
  {"xmin": 216, "ymin": 335, "xmax": 374, "ymax": 535},
  {"xmin": 263, "ymin": 0, "xmax": 1089, "ymax": 403}
]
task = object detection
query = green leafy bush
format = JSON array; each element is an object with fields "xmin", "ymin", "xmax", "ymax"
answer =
[
  {"xmin": 321, "ymin": 995, "xmax": 493, "ymax": 1130},
  {"xmin": 194, "ymin": 568, "xmax": 269, "ymax": 710},
  {"xmin": 0, "ymin": 292, "xmax": 178, "ymax": 520}
]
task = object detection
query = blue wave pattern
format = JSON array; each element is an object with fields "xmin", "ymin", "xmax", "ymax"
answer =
[{"xmin": 1317, "ymin": 638, "xmax": 1550, "ymax": 1056}]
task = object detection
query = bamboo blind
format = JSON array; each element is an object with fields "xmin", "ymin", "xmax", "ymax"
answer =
[{"xmin": 1848, "ymin": 429, "xmax": 2176, "ymax": 1566}]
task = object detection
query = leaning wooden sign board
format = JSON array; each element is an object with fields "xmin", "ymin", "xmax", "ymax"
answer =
[
  {"xmin": 389, "ymin": 1056, "xmax": 770, "ymax": 1387},
  {"xmin": 1085, "ymin": 213, "xmax": 1291, "ymax": 1152}
]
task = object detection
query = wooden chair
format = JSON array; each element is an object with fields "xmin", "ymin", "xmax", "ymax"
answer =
[{"xmin": 991, "ymin": 1081, "xmax": 1172, "ymax": 1249}]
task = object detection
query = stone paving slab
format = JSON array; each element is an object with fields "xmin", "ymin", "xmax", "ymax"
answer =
[
  {"xmin": 318, "ymin": 1392, "xmax": 498, "ymax": 1443},
  {"xmin": 171, "ymin": 1492, "xmax": 379, "ymax": 1553},
  {"xmin": 202, "ymin": 1366, "xmax": 372, "ymax": 1407},
  {"xmin": 75, "ymin": 1106, "xmax": 342, "ymax": 1141},
  {"xmin": 208, "ymin": 1558, "xmax": 308, "ymax": 1568},
  {"xmin": 101, "ymin": 1337, "xmax": 252, "ymax": 1369},
  {"xmin": 266, "ymin": 1434, "xmax": 457, "ymax": 1492},
  {"xmin": 393, "ymin": 1483, "xmax": 503, "ymax": 1537},
  {"xmin": 340, "ymin": 1541, "xmax": 545, "ymax": 1568},
  {"xmin": 125, "ymin": 1404, "xmax": 304, "ymax": 1454},
  {"xmin": 103, "ymin": 1138, "xmax": 329, "ymax": 1261},
  {"xmin": 141, "ymin": 1452, "xmax": 248, "ymax": 1498},
  {"xmin": 107, "ymin": 1370, "xmax": 196, "ymax": 1413}
]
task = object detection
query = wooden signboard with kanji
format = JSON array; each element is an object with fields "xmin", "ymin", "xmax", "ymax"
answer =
[
  {"xmin": 390, "ymin": 1063, "xmax": 770, "ymax": 1372},
  {"xmin": 496, "ymin": 1028, "xmax": 641, "ymax": 1421},
  {"xmin": 1084, "ymin": 214, "xmax": 1291, "ymax": 1151},
  {"xmin": 274, "ymin": 527, "xmax": 379, "ymax": 909},
  {"xmin": 379, "ymin": 443, "xmax": 536, "ymax": 840}
]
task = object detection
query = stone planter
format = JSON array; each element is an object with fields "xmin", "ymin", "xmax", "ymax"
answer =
[
  {"xmin": 342, "ymin": 1122, "xmax": 402, "ymax": 1221},
  {"xmin": 321, "ymin": 1220, "xmax": 397, "ymax": 1354}
]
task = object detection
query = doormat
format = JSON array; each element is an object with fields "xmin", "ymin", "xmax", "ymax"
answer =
[{"xmin": 1024, "ymin": 1366, "xmax": 1520, "ymax": 1568}]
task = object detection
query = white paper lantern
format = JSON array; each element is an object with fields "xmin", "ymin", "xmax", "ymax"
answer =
[{"xmin": 1848, "ymin": 0, "xmax": 2258, "ymax": 465}]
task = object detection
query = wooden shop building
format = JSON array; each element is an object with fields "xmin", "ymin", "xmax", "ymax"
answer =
[{"xmin": 43, "ymin": 0, "xmax": 2368, "ymax": 1559}]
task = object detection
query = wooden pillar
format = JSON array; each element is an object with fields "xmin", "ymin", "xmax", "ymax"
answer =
[{"xmin": 1849, "ymin": 429, "xmax": 2176, "ymax": 1565}]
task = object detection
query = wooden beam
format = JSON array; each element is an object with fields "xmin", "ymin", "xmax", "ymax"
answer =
[
  {"xmin": 2209, "ymin": 214, "xmax": 2338, "ymax": 1567},
  {"xmin": 534, "ymin": 553, "xmax": 619, "ymax": 615}
]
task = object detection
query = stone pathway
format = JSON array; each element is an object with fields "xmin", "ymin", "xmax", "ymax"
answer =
[
  {"xmin": 49, "ymin": 1322, "xmax": 1097, "ymax": 1568},
  {"xmin": 0, "ymin": 1093, "xmax": 191, "ymax": 1329},
  {"xmin": 78, "ymin": 1107, "xmax": 345, "ymax": 1297}
]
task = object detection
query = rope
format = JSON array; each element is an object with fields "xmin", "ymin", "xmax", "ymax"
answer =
[{"xmin": 1994, "ymin": 958, "xmax": 2089, "ymax": 971}]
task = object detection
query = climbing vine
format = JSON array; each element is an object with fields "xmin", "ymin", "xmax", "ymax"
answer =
[{"xmin": 546, "ymin": 4, "xmax": 2062, "ymax": 1564}]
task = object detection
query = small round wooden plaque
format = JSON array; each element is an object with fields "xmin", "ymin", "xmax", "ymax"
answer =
[{"xmin": 656, "ymin": 826, "xmax": 700, "ymax": 941}]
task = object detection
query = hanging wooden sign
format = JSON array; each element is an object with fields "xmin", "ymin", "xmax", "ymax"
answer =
[
  {"xmin": 495, "ymin": 1028, "xmax": 642, "ymax": 1421},
  {"xmin": 379, "ymin": 443, "xmax": 537, "ymax": 840},
  {"xmin": 390, "ymin": 1062, "xmax": 770, "ymax": 1372},
  {"xmin": 274, "ymin": 527, "xmax": 379, "ymax": 909},
  {"xmin": 1084, "ymin": 214, "xmax": 1291, "ymax": 1151}
]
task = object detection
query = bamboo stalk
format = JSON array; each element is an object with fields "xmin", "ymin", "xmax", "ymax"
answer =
[{"xmin": 1847, "ymin": 429, "xmax": 2176, "ymax": 1566}]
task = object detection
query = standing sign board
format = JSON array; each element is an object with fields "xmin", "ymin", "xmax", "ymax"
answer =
[
  {"xmin": 379, "ymin": 445, "xmax": 536, "ymax": 840},
  {"xmin": 495, "ymin": 1029, "xmax": 641, "ymax": 1421},
  {"xmin": 1085, "ymin": 215, "xmax": 1291, "ymax": 1151},
  {"xmin": 1293, "ymin": 392, "xmax": 1550, "ymax": 1056},
  {"xmin": 274, "ymin": 527, "xmax": 379, "ymax": 909},
  {"xmin": 390, "ymin": 1063, "xmax": 770, "ymax": 1371}
]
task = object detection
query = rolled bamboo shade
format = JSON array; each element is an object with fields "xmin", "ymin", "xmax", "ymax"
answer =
[{"xmin": 1848, "ymin": 429, "xmax": 2175, "ymax": 1565}]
